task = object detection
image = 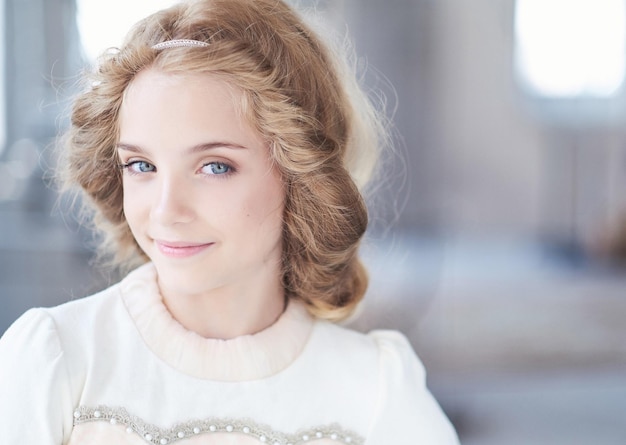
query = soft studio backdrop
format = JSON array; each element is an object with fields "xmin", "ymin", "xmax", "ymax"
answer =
[{"xmin": 1, "ymin": 0, "xmax": 625, "ymax": 443}]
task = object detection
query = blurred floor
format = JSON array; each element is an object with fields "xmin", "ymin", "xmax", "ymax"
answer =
[
  {"xmin": 439, "ymin": 368, "xmax": 626, "ymax": 445},
  {"xmin": 1, "ymin": 208, "xmax": 625, "ymax": 443}
]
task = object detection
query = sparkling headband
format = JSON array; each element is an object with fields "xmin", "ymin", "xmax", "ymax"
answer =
[{"xmin": 151, "ymin": 39, "xmax": 210, "ymax": 50}]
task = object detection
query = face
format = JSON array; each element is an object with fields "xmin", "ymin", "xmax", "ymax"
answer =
[{"xmin": 118, "ymin": 68, "xmax": 285, "ymax": 299}]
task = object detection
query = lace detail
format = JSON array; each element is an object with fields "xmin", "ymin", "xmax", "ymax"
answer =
[{"xmin": 73, "ymin": 405, "xmax": 363, "ymax": 445}]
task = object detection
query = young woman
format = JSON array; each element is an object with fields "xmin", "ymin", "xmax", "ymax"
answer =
[{"xmin": 0, "ymin": 1, "xmax": 459, "ymax": 443}]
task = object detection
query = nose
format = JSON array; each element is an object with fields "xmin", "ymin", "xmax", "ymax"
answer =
[{"xmin": 151, "ymin": 175, "xmax": 195, "ymax": 225}]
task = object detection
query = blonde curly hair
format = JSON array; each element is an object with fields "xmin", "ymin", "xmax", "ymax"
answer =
[{"xmin": 60, "ymin": 0, "xmax": 387, "ymax": 321}]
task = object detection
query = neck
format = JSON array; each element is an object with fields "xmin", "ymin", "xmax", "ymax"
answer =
[{"xmin": 158, "ymin": 277, "xmax": 286, "ymax": 340}]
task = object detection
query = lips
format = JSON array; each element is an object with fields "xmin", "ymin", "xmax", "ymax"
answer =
[{"xmin": 154, "ymin": 240, "xmax": 213, "ymax": 258}]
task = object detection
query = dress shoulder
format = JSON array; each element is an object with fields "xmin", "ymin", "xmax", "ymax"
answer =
[
  {"xmin": 0, "ymin": 308, "xmax": 75, "ymax": 443},
  {"xmin": 305, "ymin": 323, "xmax": 459, "ymax": 443},
  {"xmin": 0, "ymin": 279, "xmax": 125, "ymax": 444},
  {"xmin": 369, "ymin": 329, "xmax": 427, "ymax": 377},
  {"xmin": 365, "ymin": 329, "xmax": 460, "ymax": 445}
]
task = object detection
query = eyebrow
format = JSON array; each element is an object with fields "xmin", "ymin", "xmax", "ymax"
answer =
[{"xmin": 116, "ymin": 141, "xmax": 248, "ymax": 154}]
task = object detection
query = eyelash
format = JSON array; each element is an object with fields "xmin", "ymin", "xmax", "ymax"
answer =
[
  {"xmin": 119, "ymin": 160, "xmax": 155, "ymax": 175},
  {"xmin": 118, "ymin": 160, "xmax": 235, "ymax": 177},
  {"xmin": 201, "ymin": 161, "xmax": 235, "ymax": 176}
]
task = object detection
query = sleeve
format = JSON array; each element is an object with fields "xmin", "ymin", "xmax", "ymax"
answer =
[
  {"xmin": 0, "ymin": 308, "xmax": 74, "ymax": 444},
  {"xmin": 366, "ymin": 330, "xmax": 460, "ymax": 445}
]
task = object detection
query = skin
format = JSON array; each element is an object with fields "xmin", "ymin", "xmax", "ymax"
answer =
[{"xmin": 117, "ymin": 68, "xmax": 286, "ymax": 339}]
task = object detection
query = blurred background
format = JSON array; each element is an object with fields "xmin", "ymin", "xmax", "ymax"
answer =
[{"xmin": 1, "ymin": 0, "xmax": 625, "ymax": 443}]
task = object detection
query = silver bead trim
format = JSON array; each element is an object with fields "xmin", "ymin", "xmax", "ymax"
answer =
[
  {"xmin": 152, "ymin": 39, "xmax": 210, "ymax": 50},
  {"xmin": 73, "ymin": 405, "xmax": 363, "ymax": 445}
]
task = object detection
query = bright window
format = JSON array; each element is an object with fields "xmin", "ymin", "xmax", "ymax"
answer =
[
  {"xmin": 515, "ymin": 0, "xmax": 626, "ymax": 97},
  {"xmin": 77, "ymin": 0, "xmax": 179, "ymax": 61}
]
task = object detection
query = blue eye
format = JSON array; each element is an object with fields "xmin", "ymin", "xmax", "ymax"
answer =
[
  {"xmin": 202, "ymin": 162, "xmax": 232, "ymax": 175},
  {"xmin": 121, "ymin": 161, "xmax": 156, "ymax": 174}
]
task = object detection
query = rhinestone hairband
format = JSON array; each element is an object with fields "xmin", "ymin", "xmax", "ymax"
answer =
[{"xmin": 152, "ymin": 39, "xmax": 210, "ymax": 50}]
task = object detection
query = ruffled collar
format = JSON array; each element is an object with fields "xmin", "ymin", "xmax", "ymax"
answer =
[{"xmin": 119, "ymin": 263, "xmax": 314, "ymax": 381}]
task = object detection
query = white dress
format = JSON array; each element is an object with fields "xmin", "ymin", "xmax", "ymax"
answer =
[{"xmin": 0, "ymin": 263, "xmax": 459, "ymax": 445}]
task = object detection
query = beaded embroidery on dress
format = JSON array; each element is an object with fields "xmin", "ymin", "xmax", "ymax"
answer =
[{"xmin": 73, "ymin": 405, "xmax": 364, "ymax": 445}]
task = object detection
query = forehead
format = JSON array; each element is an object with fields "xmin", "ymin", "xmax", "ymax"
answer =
[
  {"xmin": 122, "ymin": 68, "xmax": 242, "ymax": 111},
  {"xmin": 118, "ymin": 68, "xmax": 261, "ymax": 148}
]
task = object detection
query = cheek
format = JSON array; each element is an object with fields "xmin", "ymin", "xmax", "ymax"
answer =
[
  {"xmin": 121, "ymin": 180, "xmax": 143, "ymax": 229},
  {"xmin": 252, "ymin": 179, "xmax": 285, "ymax": 224},
  {"xmin": 237, "ymin": 180, "xmax": 285, "ymax": 235}
]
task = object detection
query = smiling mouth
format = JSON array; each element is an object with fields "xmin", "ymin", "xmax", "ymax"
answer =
[{"xmin": 155, "ymin": 240, "xmax": 213, "ymax": 258}]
